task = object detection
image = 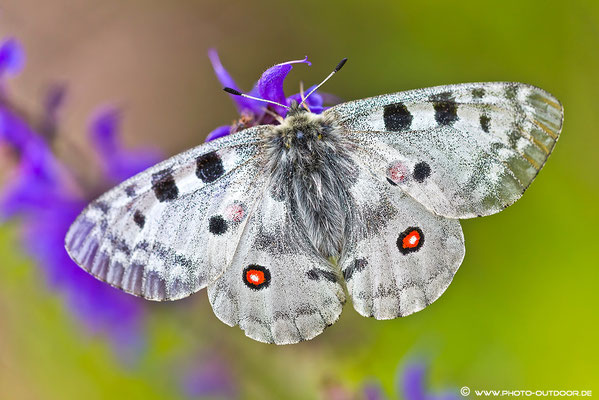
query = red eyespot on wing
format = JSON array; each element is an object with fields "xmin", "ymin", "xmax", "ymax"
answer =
[
  {"xmin": 242, "ymin": 265, "xmax": 271, "ymax": 289},
  {"xmin": 397, "ymin": 227, "xmax": 424, "ymax": 254},
  {"xmin": 246, "ymin": 269, "xmax": 265, "ymax": 285},
  {"xmin": 403, "ymin": 230, "xmax": 420, "ymax": 248}
]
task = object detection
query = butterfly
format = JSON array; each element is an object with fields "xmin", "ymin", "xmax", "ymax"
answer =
[{"xmin": 65, "ymin": 58, "xmax": 563, "ymax": 344}]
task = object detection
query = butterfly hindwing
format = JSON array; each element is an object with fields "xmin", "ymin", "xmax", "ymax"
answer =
[
  {"xmin": 339, "ymin": 157, "xmax": 464, "ymax": 319},
  {"xmin": 326, "ymin": 82, "xmax": 563, "ymax": 218},
  {"xmin": 207, "ymin": 189, "xmax": 346, "ymax": 344},
  {"xmin": 65, "ymin": 127, "xmax": 268, "ymax": 301}
]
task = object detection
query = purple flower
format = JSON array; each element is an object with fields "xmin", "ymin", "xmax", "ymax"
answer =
[
  {"xmin": 401, "ymin": 361, "xmax": 459, "ymax": 400},
  {"xmin": 0, "ymin": 37, "xmax": 162, "ymax": 358},
  {"xmin": 321, "ymin": 359, "xmax": 458, "ymax": 400},
  {"xmin": 181, "ymin": 352, "xmax": 237, "ymax": 399},
  {"xmin": 363, "ymin": 382, "xmax": 386, "ymax": 400},
  {"xmin": 39, "ymin": 84, "xmax": 67, "ymax": 140},
  {"xmin": 90, "ymin": 106, "xmax": 162, "ymax": 183},
  {"xmin": 0, "ymin": 37, "xmax": 25, "ymax": 79},
  {"xmin": 206, "ymin": 50, "xmax": 335, "ymax": 142}
]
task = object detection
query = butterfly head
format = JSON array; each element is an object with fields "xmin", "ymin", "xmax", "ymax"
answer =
[
  {"xmin": 286, "ymin": 99, "xmax": 309, "ymax": 117},
  {"xmin": 273, "ymin": 104, "xmax": 331, "ymax": 150}
]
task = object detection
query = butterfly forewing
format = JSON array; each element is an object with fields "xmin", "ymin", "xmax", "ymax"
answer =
[
  {"xmin": 325, "ymin": 82, "xmax": 563, "ymax": 218},
  {"xmin": 65, "ymin": 127, "xmax": 268, "ymax": 301}
]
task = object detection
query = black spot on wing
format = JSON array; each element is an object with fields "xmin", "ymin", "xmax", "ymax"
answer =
[
  {"xmin": 431, "ymin": 92, "xmax": 459, "ymax": 126},
  {"xmin": 133, "ymin": 210, "xmax": 145, "ymax": 228},
  {"xmin": 383, "ymin": 103, "xmax": 413, "ymax": 131},
  {"xmin": 386, "ymin": 177, "xmax": 398, "ymax": 186},
  {"xmin": 480, "ymin": 114, "xmax": 491, "ymax": 133},
  {"xmin": 208, "ymin": 215, "xmax": 228, "ymax": 235},
  {"xmin": 343, "ymin": 258, "xmax": 368, "ymax": 281},
  {"xmin": 307, "ymin": 268, "xmax": 338, "ymax": 283},
  {"xmin": 413, "ymin": 161, "xmax": 431, "ymax": 183},
  {"xmin": 196, "ymin": 151, "xmax": 224, "ymax": 183},
  {"xmin": 151, "ymin": 169, "xmax": 179, "ymax": 202}
]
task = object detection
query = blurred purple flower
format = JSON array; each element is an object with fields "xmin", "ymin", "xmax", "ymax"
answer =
[
  {"xmin": 0, "ymin": 37, "xmax": 25, "ymax": 79},
  {"xmin": 182, "ymin": 353, "xmax": 237, "ymax": 399},
  {"xmin": 321, "ymin": 359, "xmax": 458, "ymax": 400},
  {"xmin": 90, "ymin": 107, "xmax": 162, "ymax": 183},
  {"xmin": 363, "ymin": 382, "xmax": 385, "ymax": 400},
  {"xmin": 206, "ymin": 50, "xmax": 334, "ymax": 142},
  {"xmin": 39, "ymin": 84, "xmax": 67, "ymax": 140},
  {"xmin": 0, "ymin": 37, "xmax": 162, "ymax": 358},
  {"xmin": 400, "ymin": 361, "xmax": 459, "ymax": 400}
]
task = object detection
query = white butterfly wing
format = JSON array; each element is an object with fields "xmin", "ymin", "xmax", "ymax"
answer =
[
  {"xmin": 65, "ymin": 127, "xmax": 267, "ymax": 301},
  {"xmin": 340, "ymin": 158, "xmax": 464, "ymax": 319},
  {"xmin": 207, "ymin": 189, "xmax": 346, "ymax": 344},
  {"xmin": 326, "ymin": 82, "xmax": 563, "ymax": 218}
]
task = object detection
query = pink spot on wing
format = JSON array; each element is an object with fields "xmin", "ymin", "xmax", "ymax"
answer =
[
  {"xmin": 389, "ymin": 161, "xmax": 409, "ymax": 184},
  {"xmin": 225, "ymin": 203, "xmax": 245, "ymax": 222}
]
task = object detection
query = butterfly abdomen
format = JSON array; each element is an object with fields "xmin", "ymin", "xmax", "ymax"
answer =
[{"xmin": 262, "ymin": 110, "xmax": 357, "ymax": 258}]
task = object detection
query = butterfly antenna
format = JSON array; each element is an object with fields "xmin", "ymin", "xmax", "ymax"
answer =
[
  {"xmin": 299, "ymin": 57, "xmax": 347, "ymax": 108},
  {"xmin": 223, "ymin": 87, "xmax": 289, "ymax": 110}
]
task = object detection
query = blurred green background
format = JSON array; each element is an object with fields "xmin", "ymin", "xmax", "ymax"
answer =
[{"xmin": 1, "ymin": 0, "xmax": 598, "ymax": 399}]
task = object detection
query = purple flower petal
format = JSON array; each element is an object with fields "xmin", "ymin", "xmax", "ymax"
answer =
[
  {"xmin": 205, "ymin": 124, "xmax": 232, "ymax": 142},
  {"xmin": 208, "ymin": 49, "xmax": 261, "ymax": 115},
  {"xmin": 400, "ymin": 361, "xmax": 460, "ymax": 400},
  {"xmin": 182, "ymin": 353, "xmax": 236, "ymax": 398},
  {"xmin": 89, "ymin": 106, "xmax": 162, "ymax": 183},
  {"xmin": 287, "ymin": 84, "xmax": 327, "ymax": 114},
  {"xmin": 363, "ymin": 382, "xmax": 386, "ymax": 400},
  {"xmin": 90, "ymin": 106, "xmax": 121, "ymax": 154},
  {"xmin": 402, "ymin": 362, "xmax": 428, "ymax": 400},
  {"xmin": 0, "ymin": 160, "xmax": 66, "ymax": 218},
  {"xmin": 0, "ymin": 109, "xmax": 71, "ymax": 219},
  {"xmin": 39, "ymin": 85, "xmax": 67, "ymax": 139},
  {"xmin": 45, "ymin": 85, "xmax": 67, "ymax": 115},
  {"xmin": 0, "ymin": 37, "xmax": 25, "ymax": 77},
  {"xmin": 257, "ymin": 56, "xmax": 311, "ymax": 115},
  {"xmin": 207, "ymin": 49, "xmax": 241, "ymax": 93},
  {"xmin": 1, "ymin": 107, "xmax": 35, "ymax": 151}
]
